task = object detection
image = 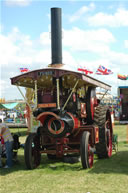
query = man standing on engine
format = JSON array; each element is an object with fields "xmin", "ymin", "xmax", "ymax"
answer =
[{"xmin": 0, "ymin": 119, "xmax": 13, "ymax": 168}]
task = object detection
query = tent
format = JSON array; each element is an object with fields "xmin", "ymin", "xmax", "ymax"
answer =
[{"xmin": 0, "ymin": 103, "xmax": 18, "ymax": 110}]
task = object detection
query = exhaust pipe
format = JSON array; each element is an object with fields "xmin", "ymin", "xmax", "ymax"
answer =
[{"xmin": 51, "ymin": 7, "xmax": 62, "ymax": 65}]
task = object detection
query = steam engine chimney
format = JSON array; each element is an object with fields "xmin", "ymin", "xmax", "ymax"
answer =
[{"xmin": 51, "ymin": 8, "xmax": 62, "ymax": 65}]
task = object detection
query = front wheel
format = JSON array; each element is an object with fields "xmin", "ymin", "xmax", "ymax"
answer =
[
  {"xmin": 24, "ymin": 133, "xmax": 41, "ymax": 169},
  {"xmin": 80, "ymin": 131, "xmax": 94, "ymax": 169}
]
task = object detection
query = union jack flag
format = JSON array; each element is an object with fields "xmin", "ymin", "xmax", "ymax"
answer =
[
  {"xmin": 96, "ymin": 65, "xmax": 113, "ymax": 75},
  {"xmin": 20, "ymin": 68, "xmax": 29, "ymax": 73}
]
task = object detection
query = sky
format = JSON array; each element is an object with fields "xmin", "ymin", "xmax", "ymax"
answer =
[{"xmin": 0, "ymin": 0, "xmax": 128, "ymax": 101}]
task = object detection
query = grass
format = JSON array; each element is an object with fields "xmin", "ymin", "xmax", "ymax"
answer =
[{"xmin": 0, "ymin": 122, "xmax": 128, "ymax": 193}]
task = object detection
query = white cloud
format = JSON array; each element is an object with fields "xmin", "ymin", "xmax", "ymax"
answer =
[
  {"xmin": 0, "ymin": 26, "xmax": 127, "ymax": 100},
  {"xmin": 0, "ymin": 34, "xmax": 20, "ymax": 66},
  {"xmin": 69, "ymin": 3, "xmax": 95, "ymax": 22},
  {"xmin": 0, "ymin": 79, "xmax": 11, "ymax": 98},
  {"xmin": 63, "ymin": 27, "xmax": 115, "ymax": 54},
  {"xmin": 39, "ymin": 27, "xmax": 115, "ymax": 55},
  {"xmin": 0, "ymin": 29, "xmax": 34, "ymax": 67},
  {"xmin": 0, "ymin": 28, "xmax": 79, "ymax": 99},
  {"xmin": 88, "ymin": 8, "xmax": 128, "ymax": 27},
  {"xmin": 8, "ymin": 27, "xmax": 33, "ymax": 47},
  {"xmin": 35, "ymin": 49, "xmax": 51, "ymax": 66},
  {"xmin": 0, "ymin": 26, "xmax": 116, "ymax": 68},
  {"xmin": 107, "ymin": 51, "xmax": 128, "ymax": 67},
  {"xmin": 5, "ymin": 0, "xmax": 31, "ymax": 7},
  {"xmin": 40, "ymin": 32, "xmax": 51, "ymax": 46},
  {"xmin": 62, "ymin": 51, "xmax": 78, "ymax": 70},
  {"xmin": 124, "ymin": 40, "xmax": 128, "ymax": 48}
]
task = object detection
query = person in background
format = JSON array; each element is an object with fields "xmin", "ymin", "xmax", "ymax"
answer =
[{"xmin": 0, "ymin": 119, "xmax": 13, "ymax": 168}]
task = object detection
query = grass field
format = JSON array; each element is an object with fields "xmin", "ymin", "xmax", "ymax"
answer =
[{"xmin": 0, "ymin": 122, "xmax": 128, "ymax": 193}]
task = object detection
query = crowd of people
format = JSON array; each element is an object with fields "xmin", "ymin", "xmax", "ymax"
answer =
[{"xmin": 0, "ymin": 118, "xmax": 14, "ymax": 168}]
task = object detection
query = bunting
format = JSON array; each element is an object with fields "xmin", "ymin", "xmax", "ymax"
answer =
[
  {"xmin": 78, "ymin": 65, "xmax": 128, "ymax": 81},
  {"xmin": 20, "ymin": 68, "xmax": 29, "ymax": 73},
  {"xmin": 96, "ymin": 65, "xmax": 113, "ymax": 75},
  {"xmin": 77, "ymin": 67, "xmax": 93, "ymax": 75}
]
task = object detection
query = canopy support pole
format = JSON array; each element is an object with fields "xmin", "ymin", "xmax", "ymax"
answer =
[
  {"xmin": 62, "ymin": 79, "xmax": 79, "ymax": 111},
  {"xmin": 16, "ymin": 85, "xmax": 33, "ymax": 132}
]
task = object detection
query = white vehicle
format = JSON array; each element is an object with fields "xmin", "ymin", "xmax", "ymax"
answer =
[{"xmin": 0, "ymin": 111, "xmax": 6, "ymax": 122}]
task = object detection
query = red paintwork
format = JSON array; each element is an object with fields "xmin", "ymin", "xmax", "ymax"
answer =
[
  {"xmin": 88, "ymin": 144, "xmax": 94, "ymax": 168},
  {"xmin": 48, "ymin": 117, "xmax": 65, "ymax": 135},
  {"xmin": 37, "ymin": 124, "xmax": 98, "ymax": 158},
  {"xmin": 81, "ymin": 103, "xmax": 86, "ymax": 118},
  {"xmin": 66, "ymin": 112, "xmax": 80, "ymax": 131},
  {"xmin": 95, "ymin": 127, "xmax": 99, "ymax": 144},
  {"xmin": 37, "ymin": 112, "xmax": 59, "ymax": 125},
  {"xmin": 107, "ymin": 131, "xmax": 112, "ymax": 157}
]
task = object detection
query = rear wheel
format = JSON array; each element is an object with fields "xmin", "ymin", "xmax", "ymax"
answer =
[
  {"xmin": 24, "ymin": 133, "xmax": 41, "ymax": 169},
  {"xmin": 94, "ymin": 105, "xmax": 113, "ymax": 158},
  {"xmin": 80, "ymin": 131, "xmax": 94, "ymax": 169}
]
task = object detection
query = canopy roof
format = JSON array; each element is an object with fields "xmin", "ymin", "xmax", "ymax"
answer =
[{"xmin": 10, "ymin": 68, "xmax": 111, "ymax": 91}]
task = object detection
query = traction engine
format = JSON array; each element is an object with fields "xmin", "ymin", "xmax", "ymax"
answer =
[{"xmin": 10, "ymin": 8, "xmax": 113, "ymax": 169}]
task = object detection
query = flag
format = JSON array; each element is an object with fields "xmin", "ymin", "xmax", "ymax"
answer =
[
  {"xmin": 117, "ymin": 74, "xmax": 128, "ymax": 80},
  {"xmin": 20, "ymin": 68, "xmax": 29, "ymax": 73},
  {"xmin": 96, "ymin": 65, "xmax": 113, "ymax": 75},
  {"xmin": 77, "ymin": 67, "xmax": 93, "ymax": 75}
]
